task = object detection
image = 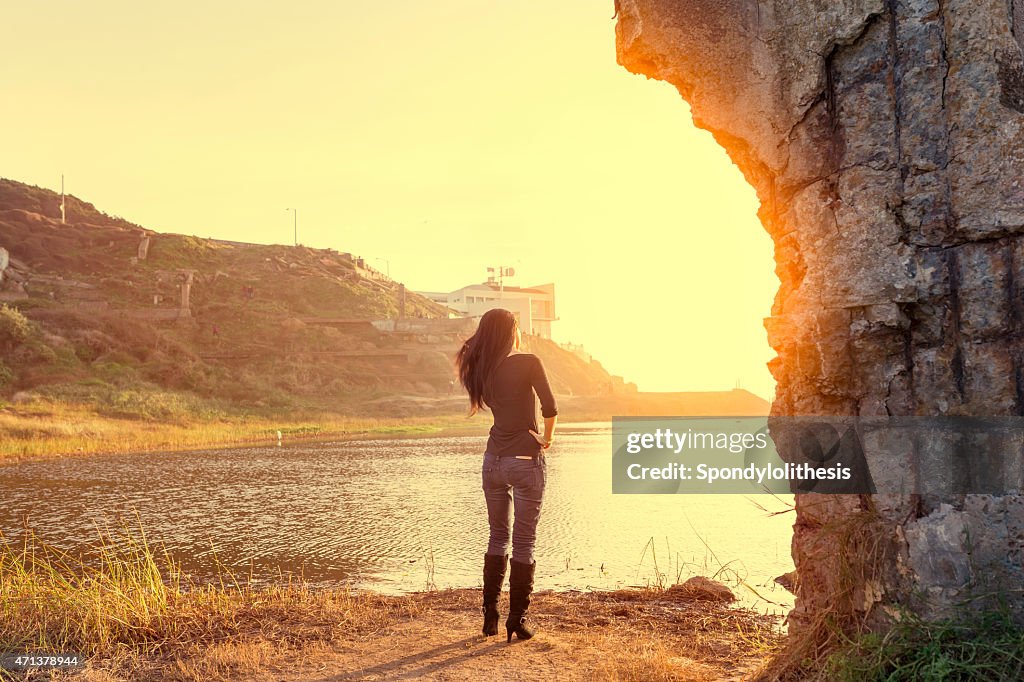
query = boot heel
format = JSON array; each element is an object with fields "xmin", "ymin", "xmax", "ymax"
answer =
[
  {"xmin": 482, "ymin": 605, "xmax": 499, "ymax": 636},
  {"xmin": 505, "ymin": 616, "xmax": 535, "ymax": 642}
]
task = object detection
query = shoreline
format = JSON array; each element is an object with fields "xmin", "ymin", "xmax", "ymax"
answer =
[
  {"xmin": 0, "ymin": 404, "xmax": 488, "ymax": 464},
  {"xmin": 0, "ymin": 389, "xmax": 769, "ymax": 465},
  {"xmin": 3, "ymin": 585, "xmax": 783, "ymax": 682},
  {"xmin": 0, "ymin": 399, "xmax": 625, "ymax": 465},
  {"xmin": 0, "ymin": 522, "xmax": 784, "ymax": 681}
]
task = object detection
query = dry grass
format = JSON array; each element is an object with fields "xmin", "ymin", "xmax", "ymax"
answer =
[
  {"xmin": 410, "ymin": 587, "xmax": 783, "ymax": 679},
  {"xmin": 0, "ymin": 525, "xmax": 784, "ymax": 682},
  {"xmin": 751, "ymin": 505, "xmax": 890, "ymax": 681},
  {"xmin": 540, "ymin": 590, "xmax": 781, "ymax": 668},
  {"xmin": 0, "ymin": 527, "xmax": 419, "ymax": 682},
  {"xmin": 0, "ymin": 401, "xmax": 481, "ymax": 463}
]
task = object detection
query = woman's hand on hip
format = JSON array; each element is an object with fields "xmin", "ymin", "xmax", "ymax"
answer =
[{"xmin": 530, "ymin": 430, "xmax": 552, "ymax": 449}]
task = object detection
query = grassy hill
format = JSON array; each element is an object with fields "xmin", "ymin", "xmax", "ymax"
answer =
[{"xmin": 0, "ymin": 178, "xmax": 627, "ymax": 456}]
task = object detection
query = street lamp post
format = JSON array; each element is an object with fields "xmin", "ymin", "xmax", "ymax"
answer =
[{"xmin": 285, "ymin": 208, "xmax": 297, "ymax": 246}]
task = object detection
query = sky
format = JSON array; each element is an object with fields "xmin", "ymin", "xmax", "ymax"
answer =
[{"xmin": 1, "ymin": 1, "xmax": 778, "ymax": 400}]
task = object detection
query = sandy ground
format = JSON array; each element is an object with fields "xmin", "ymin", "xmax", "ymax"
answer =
[
  {"xmin": 25, "ymin": 585, "xmax": 781, "ymax": 682},
  {"xmin": 222, "ymin": 588, "xmax": 778, "ymax": 682}
]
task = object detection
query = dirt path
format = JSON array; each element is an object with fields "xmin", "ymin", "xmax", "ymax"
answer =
[
  {"xmin": 237, "ymin": 589, "xmax": 781, "ymax": 682},
  {"xmin": 54, "ymin": 585, "xmax": 781, "ymax": 682}
]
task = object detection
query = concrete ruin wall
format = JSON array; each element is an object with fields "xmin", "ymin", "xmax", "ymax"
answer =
[{"xmin": 616, "ymin": 0, "xmax": 1024, "ymax": 632}]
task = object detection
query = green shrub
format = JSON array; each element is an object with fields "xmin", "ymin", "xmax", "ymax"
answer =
[
  {"xmin": 0, "ymin": 304, "xmax": 32, "ymax": 350},
  {"xmin": 94, "ymin": 351, "xmax": 140, "ymax": 381},
  {"xmin": 824, "ymin": 609, "xmax": 1024, "ymax": 681},
  {"xmin": 0, "ymin": 360, "xmax": 14, "ymax": 388},
  {"xmin": 72, "ymin": 329, "xmax": 117, "ymax": 362},
  {"xmin": 37, "ymin": 380, "xmax": 111, "ymax": 404},
  {"xmin": 102, "ymin": 389, "xmax": 219, "ymax": 421},
  {"xmin": 15, "ymin": 340, "xmax": 59, "ymax": 365}
]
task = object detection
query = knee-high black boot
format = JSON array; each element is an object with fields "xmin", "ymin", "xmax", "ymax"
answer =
[
  {"xmin": 505, "ymin": 559, "xmax": 536, "ymax": 642},
  {"xmin": 482, "ymin": 553, "xmax": 508, "ymax": 636}
]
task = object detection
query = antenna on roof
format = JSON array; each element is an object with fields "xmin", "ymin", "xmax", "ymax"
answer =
[{"xmin": 487, "ymin": 265, "xmax": 515, "ymax": 297}]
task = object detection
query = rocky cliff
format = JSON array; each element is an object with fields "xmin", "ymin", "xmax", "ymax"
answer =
[{"xmin": 616, "ymin": 0, "xmax": 1024, "ymax": 638}]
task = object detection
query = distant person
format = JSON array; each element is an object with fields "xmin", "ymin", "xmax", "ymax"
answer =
[{"xmin": 456, "ymin": 308, "xmax": 557, "ymax": 642}]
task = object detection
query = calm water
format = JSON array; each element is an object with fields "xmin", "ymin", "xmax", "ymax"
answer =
[{"xmin": 0, "ymin": 423, "xmax": 795, "ymax": 612}]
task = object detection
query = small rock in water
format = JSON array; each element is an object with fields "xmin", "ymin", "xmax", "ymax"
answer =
[{"xmin": 774, "ymin": 571, "xmax": 797, "ymax": 593}]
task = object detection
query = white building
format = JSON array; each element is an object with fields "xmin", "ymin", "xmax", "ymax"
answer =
[{"xmin": 418, "ymin": 281, "xmax": 556, "ymax": 339}]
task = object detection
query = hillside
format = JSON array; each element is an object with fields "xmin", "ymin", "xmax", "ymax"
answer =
[{"xmin": 0, "ymin": 178, "xmax": 625, "ymax": 428}]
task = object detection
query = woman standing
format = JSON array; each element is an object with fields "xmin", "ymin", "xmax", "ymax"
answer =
[{"xmin": 456, "ymin": 308, "xmax": 558, "ymax": 642}]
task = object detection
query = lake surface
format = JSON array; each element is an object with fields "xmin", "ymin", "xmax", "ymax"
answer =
[{"xmin": 0, "ymin": 423, "xmax": 795, "ymax": 613}]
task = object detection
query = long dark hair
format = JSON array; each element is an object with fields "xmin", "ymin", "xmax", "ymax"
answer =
[{"xmin": 456, "ymin": 308, "xmax": 518, "ymax": 415}]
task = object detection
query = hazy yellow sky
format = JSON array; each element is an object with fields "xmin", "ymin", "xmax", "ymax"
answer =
[{"xmin": 2, "ymin": 1, "xmax": 778, "ymax": 399}]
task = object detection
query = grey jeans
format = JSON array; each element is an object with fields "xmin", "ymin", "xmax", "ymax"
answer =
[{"xmin": 482, "ymin": 451, "xmax": 547, "ymax": 564}]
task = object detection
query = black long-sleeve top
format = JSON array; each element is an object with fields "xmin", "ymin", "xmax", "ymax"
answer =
[{"xmin": 484, "ymin": 352, "xmax": 558, "ymax": 457}]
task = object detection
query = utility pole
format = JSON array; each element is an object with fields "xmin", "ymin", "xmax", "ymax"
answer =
[
  {"xmin": 60, "ymin": 175, "xmax": 66, "ymax": 224},
  {"xmin": 375, "ymin": 258, "xmax": 390, "ymax": 278},
  {"xmin": 286, "ymin": 208, "xmax": 297, "ymax": 246}
]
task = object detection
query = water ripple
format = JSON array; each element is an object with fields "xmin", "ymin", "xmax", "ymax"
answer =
[{"xmin": 0, "ymin": 424, "xmax": 794, "ymax": 610}]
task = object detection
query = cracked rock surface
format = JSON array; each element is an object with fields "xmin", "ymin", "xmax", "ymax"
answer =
[{"xmin": 616, "ymin": 0, "xmax": 1024, "ymax": 632}]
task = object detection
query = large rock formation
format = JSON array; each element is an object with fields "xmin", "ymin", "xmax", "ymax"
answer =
[{"xmin": 616, "ymin": 0, "xmax": 1024, "ymax": 633}]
